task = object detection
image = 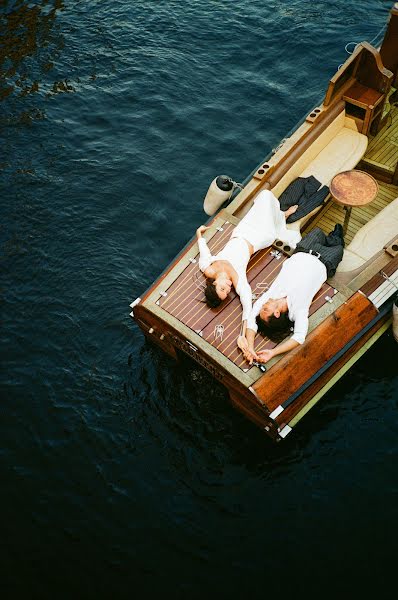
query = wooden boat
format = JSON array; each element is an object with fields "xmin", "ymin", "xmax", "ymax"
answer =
[{"xmin": 130, "ymin": 4, "xmax": 398, "ymax": 441}]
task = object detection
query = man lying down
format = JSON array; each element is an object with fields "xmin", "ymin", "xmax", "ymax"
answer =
[{"xmin": 238, "ymin": 224, "xmax": 345, "ymax": 365}]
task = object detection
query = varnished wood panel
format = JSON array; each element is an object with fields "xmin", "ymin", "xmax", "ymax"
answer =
[
  {"xmin": 275, "ymin": 312, "xmax": 391, "ymax": 426},
  {"xmin": 252, "ymin": 292, "xmax": 379, "ymax": 411}
]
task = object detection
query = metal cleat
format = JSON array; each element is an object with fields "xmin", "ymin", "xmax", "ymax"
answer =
[
  {"xmin": 213, "ymin": 324, "xmax": 224, "ymax": 342},
  {"xmin": 380, "ymin": 270, "xmax": 398, "ymax": 291},
  {"xmin": 252, "ymin": 282, "xmax": 270, "ymax": 299},
  {"xmin": 252, "ymin": 361, "xmax": 267, "ymax": 372}
]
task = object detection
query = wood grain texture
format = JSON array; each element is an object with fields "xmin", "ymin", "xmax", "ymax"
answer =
[
  {"xmin": 252, "ymin": 292, "xmax": 379, "ymax": 411},
  {"xmin": 274, "ymin": 311, "xmax": 391, "ymax": 427}
]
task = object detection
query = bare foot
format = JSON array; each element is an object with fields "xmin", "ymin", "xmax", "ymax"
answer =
[{"xmin": 284, "ymin": 204, "xmax": 298, "ymax": 219}]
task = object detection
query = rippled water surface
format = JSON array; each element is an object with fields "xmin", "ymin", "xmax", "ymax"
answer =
[{"xmin": 1, "ymin": 1, "xmax": 397, "ymax": 597}]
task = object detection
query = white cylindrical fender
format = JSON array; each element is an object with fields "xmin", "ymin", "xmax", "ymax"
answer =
[
  {"xmin": 203, "ymin": 175, "xmax": 234, "ymax": 216},
  {"xmin": 393, "ymin": 299, "xmax": 398, "ymax": 343}
]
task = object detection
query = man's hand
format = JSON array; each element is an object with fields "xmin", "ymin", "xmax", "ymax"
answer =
[
  {"xmin": 237, "ymin": 335, "xmax": 257, "ymax": 364},
  {"xmin": 196, "ymin": 225, "xmax": 210, "ymax": 239},
  {"xmin": 256, "ymin": 348, "xmax": 275, "ymax": 364}
]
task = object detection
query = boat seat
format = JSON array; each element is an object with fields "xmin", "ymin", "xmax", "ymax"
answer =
[
  {"xmin": 285, "ymin": 120, "xmax": 368, "ymax": 232},
  {"xmin": 337, "ymin": 197, "xmax": 398, "ymax": 272},
  {"xmin": 299, "ymin": 126, "xmax": 369, "ymax": 187}
]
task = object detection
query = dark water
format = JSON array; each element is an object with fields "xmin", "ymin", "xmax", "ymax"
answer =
[{"xmin": 1, "ymin": 1, "xmax": 397, "ymax": 597}]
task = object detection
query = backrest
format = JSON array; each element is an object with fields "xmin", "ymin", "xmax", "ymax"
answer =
[
  {"xmin": 271, "ymin": 109, "xmax": 346, "ymax": 198},
  {"xmin": 337, "ymin": 197, "xmax": 398, "ymax": 272}
]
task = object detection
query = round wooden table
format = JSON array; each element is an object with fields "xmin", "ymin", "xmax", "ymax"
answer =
[{"xmin": 330, "ymin": 170, "xmax": 379, "ymax": 235}]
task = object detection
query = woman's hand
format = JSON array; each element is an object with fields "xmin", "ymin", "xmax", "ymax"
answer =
[
  {"xmin": 237, "ymin": 336, "xmax": 257, "ymax": 364},
  {"xmin": 255, "ymin": 349, "xmax": 275, "ymax": 364},
  {"xmin": 196, "ymin": 225, "xmax": 210, "ymax": 239}
]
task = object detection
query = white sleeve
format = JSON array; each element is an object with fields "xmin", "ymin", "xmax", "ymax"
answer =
[
  {"xmin": 198, "ymin": 237, "xmax": 213, "ymax": 272},
  {"xmin": 291, "ymin": 309, "xmax": 308, "ymax": 344},
  {"xmin": 246, "ymin": 289, "xmax": 272, "ymax": 332},
  {"xmin": 235, "ymin": 276, "xmax": 253, "ymax": 322}
]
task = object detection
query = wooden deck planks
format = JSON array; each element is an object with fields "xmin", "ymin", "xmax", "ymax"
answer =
[
  {"xmin": 308, "ymin": 180, "xmax": 398, "ymax": 244},
  {"xmin": 365, "ymin": 105, "xmax": 398, "ymax": 170},
  {"xmin": 158, "ymin": 219, "xmax": 338, "ymax": 371},
  {"xmin": 154, "ymin": 129, "xmax": 398, "ymax": 375}
]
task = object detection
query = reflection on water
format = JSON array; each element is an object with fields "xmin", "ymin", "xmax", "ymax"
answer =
[{"xmin": 0, "ymin": 0, "xmax": 64, "ymax": 102}]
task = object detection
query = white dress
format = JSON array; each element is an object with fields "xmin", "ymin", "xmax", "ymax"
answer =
[{"xmin": 198, "ymin": 190, "xmax": 302, "ymax": 322}]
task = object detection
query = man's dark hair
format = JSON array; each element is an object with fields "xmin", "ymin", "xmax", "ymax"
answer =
[
  {"xmin": 204, "ymin": 279, "xmax": 222, "ymax": 308},
  {"xmin": 256, "ymin": 311, "xmax": 294, "ymax": 344}
]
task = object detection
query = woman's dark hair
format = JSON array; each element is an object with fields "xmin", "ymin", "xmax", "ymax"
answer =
[
  {"xmin": 204, "ymin": 279, "xmax": 222, "ymax": 308},
  {"xmin": 256, "ymin": 311, "xmax": 294, "ymax": 344}
]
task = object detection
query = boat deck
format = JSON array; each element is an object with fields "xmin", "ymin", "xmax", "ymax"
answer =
[
  {"xmin": 362, "ymin": 94, "xmax": 398, "ymax": 177},
  {"xmin": 151, "ymin": 98, "xmax": 398, "ymax": 378},
  {"xmin": 157, "ymin": 220, "xmax": 337, "ymax": 372},
  {"xmin": 132, "ymin": 7, "xmax": 398, "ymax": 439},
  {"xmin": 308, "ymin": 179, "xmax": 398, "ymax": 243},
  {"xmin": 309, "ymin": 101, "xmax": 398, "ymax": 242}
]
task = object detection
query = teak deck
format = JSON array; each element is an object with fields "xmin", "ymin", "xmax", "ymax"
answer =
[
  {"xmin": 157, "ymin": 221, "xmax": 336, "ymax": 372},
  {"xmin": 131, "ymin": 5, "xmax": 398, "ymax": 441}
]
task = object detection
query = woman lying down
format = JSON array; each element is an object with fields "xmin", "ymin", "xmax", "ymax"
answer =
[{"xmin": 196, "ymin": 188, "xmax": 301, "ymax": 347}]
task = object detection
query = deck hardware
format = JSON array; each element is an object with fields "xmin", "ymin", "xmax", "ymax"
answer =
[
  {"xmin": 369, "ymin": 270, "xmax": 398, "ymax": 307},
  {"xmin": 195, "ymin": 330, "xmax": 203, "ymax": 337},
  {"xmin": 159, "ymin": 291, "xmax": 168, "ymax": 297},
  {"xmin": 189, "ymin": 258, "xmax": 197, "ymax": 264},
  {"xmin": 156, "ymin": 300, "xmax": 160, "ymax": 305},
  {"xmin": 265, "ymin": 426, "xmax": 270, "ymax": 432},
  {"xmin": 148, "ymin": 328, "xmax": 154, "ymax": 334},
  {"xmin": 270, "ymin": 250, "xmax": 282, "ymax": 260},
  {"xmin": 215, "ymin": 226, "xmax": 224, "ymax": 232},
  {"xmin": 213, "ymin": 324, "xmax": 224, "ymax": 342},
  {"xmin": 269, "ymin": 405, "xmax": 284, "ymax": 419},
  {"xmin": 278, "ymin": 425, "xmax": 292, "ymax": 438},
  {"xmin": 252, "ymin": 361, "xmax": 267, "ymax": 372},
  {"xmin": 325, "ymin": 295, "xmax": 333, "ymax": 303},
  {"xmin": 380, "ymin": 271, "xmax": 398, "ymax": 291},
  {"xmin": 252, "ymin": 282, "xmax": 270, "ymax": 299},
  {"xmin": 129, "ymin": 297, "xmax": 141, "ymax": 316},
  {"xmin": 160, "ymin": 334, "xmax": 165, "ymax": 340},
  {"xmin": 185, "ymin": 340, "xmax": 198, "ymax": 352},
  {"xmin": 272, "ymin": 138, "xmax": 287, "ymax": 154}
]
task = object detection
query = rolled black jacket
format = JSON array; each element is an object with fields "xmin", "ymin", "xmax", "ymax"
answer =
[{"xmin": 278, "ymin": 175, "xmax": 330, "ymax": 223}]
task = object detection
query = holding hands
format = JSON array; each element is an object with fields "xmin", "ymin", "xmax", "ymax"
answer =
[
  {"xmin": 255, "ymin": 349, "xmax": 275, "ymax": 364},
  {"xmin": 237, "ymin": 337, "xmax": 275, "ymax": 365},
  {"xmin": 237, "ymin": 336, "xmax": 257, "ymax": 365}
]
